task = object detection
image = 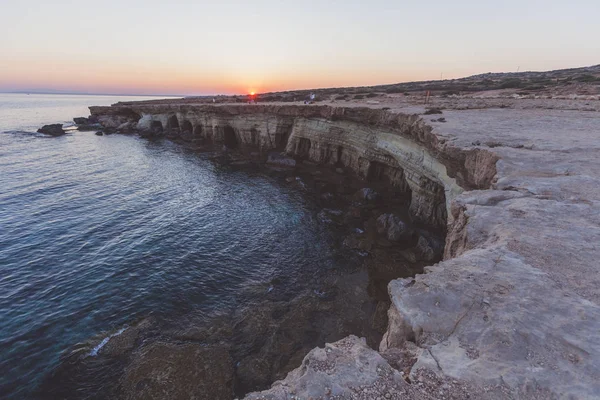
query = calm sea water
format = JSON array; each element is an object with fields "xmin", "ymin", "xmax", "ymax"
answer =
[{"xmin": 0, "ymin": 94, "xmax": 352, "ymax": 398}]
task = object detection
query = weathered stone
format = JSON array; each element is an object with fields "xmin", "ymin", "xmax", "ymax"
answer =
[
  {"xmin": 244, "ymin": 336, "xmax": 407, "ymax": 399},
  {"xmin": 414, "ymin": 233, "xmax": 444, "ymax": 262},
  {"xmin": 73, "ymin": 117, "xmax": 89, "ymax": 124}
]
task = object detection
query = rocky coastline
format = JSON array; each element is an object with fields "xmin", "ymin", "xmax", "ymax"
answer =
[{"xmin": 48, "ymin": 100, "xmax": 600, "ymax": 399}]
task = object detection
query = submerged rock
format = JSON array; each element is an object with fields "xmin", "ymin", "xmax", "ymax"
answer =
[
  {"xmin": 376, "ymin": 213, "xmax": 413, "ymax": 242},
  {"xmin": 121, "ymin": 342, "xmax": 234, "ymax": 400},
  {"xmin": 37, "ymin": 124, "xmax": 65, "ymax": 136},
  {"xmin": 266, "ymin": 152, "xmax": 296, "ymax": 167},
  {"xmin": 74, "ymin": 117, "xmax": 103, "ymax": 131},
  {"xmin": 236, "ymin": 356, "xmax": 272, "ymax": 393}
]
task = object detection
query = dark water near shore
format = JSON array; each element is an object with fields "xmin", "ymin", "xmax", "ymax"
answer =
[
  {"xmin": 0, "ymin": 94, "xmax": 431, "ymax": 399},
  {"xmin": 0, "ymin": 95, "xmax": 371, "ymax": 398}
]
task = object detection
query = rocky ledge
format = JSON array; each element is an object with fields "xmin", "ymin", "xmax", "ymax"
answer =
[{"xmin": 88, "ymin": 102, "xmax": 600, "ymax": 398}]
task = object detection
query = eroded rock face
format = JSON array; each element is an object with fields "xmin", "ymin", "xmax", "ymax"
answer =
[
  {"xmin": 379, "ymin": 109, "xmax": 600, "ymax": 399},
  {"xmin": 89, "ymin": 104, "xmax": 498, "ymax": 229}
]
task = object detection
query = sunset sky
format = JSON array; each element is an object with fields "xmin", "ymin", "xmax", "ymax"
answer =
[{"xmin": 1, "ymin": 0, "xmax": 598, "ymax": 96}]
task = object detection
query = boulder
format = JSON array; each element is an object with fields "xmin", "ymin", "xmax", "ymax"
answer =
[
  {"xmin": 37, "ymin": 124, "xmax": 65, "ymax": 136},
  {"xmin": 376, "ymin": 213, "xmax": 412, "ymax": 242}
]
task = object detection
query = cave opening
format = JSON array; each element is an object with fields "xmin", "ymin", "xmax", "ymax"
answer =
[
  {"xmin": 150, "ymin": 121, "xmax": 163, "ymax": 133},
  {"xmin": 193, "ymin": 125, "xmax": 203, "ymax": 137},
  {"xmin": 167, "ymin": 115, "xmax": 180, "ymax": 131},
  {"xmin": 367, "ymin": 161, "xmax": 387, "ymax": 182},
  {"xmin": 367, "ymin": 161, "xmax": 412, "ymax": 192},
  {"xmin": 275, "ymin": 125, "xmax": 293, "ymax": 150},
  {"xmin": 223, "ymin": 126, "xmax": 238, "ymax": 149},
  {"xmin": 336, "ymin": 146, "xmax": 344, "ymax": 166},
  {"xmin": 181, "ymin": 120, "xmax": 193, "ymax": 133},
  {"xmin": 296, "ymin": 138, "xmax": 312, "ymax": 158}
]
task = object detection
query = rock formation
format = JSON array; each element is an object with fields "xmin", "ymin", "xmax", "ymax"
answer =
[
  {"xmin": 89, "ymin": 104, "xmax": 498, "ymax": 230},
  {"xmin": 88, "ymin": 102, "xmax": 600, "ymax": 399},
  {"xmin": 37, "ymin": 123, "xmax": 65, "ymax": 136}
]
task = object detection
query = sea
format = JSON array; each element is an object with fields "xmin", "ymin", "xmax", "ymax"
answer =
[{"xmin": 0, "ymin": 94, "xmax": 359, "ymax": 398}]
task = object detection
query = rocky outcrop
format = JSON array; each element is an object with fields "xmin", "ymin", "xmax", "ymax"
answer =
[
  {"xmin": 245, "ymin": 335, "xmax": 517, "ymax": 399},
  {"xmin": 37, "ymin": 123, "xmax": 65, "ymax": 136},
  {"xmin": 88, "ymin": 103, "xmax": 600, "ymax": 399}
]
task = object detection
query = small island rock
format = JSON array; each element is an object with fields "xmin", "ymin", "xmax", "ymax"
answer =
[{"xmin": 37, "ymin": 124, "xmax": 65, "ymax": 136}]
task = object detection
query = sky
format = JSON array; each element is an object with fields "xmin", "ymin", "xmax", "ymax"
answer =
[{"xmin": 0, "ymin": 0, "xmax": 598, "ymax": 96}]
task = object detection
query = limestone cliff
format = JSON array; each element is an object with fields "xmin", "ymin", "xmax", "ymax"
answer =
[{"xmin": 89, "ymin": 104, "xmax": 498, "ymax": 229}]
